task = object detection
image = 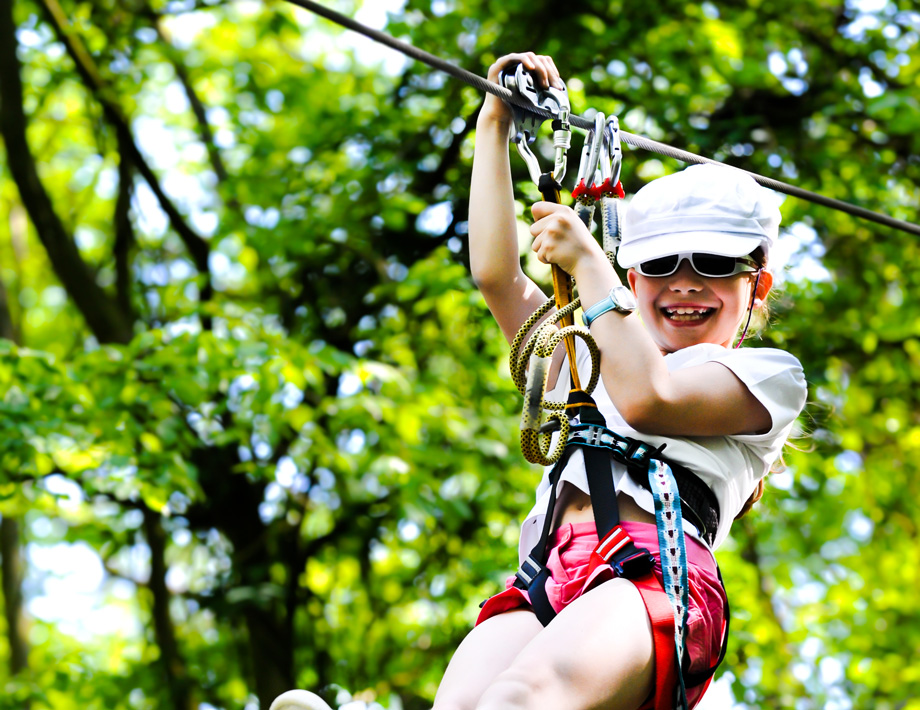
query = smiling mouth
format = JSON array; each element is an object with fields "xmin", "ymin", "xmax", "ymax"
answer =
[{"xmin": 662, "ymin": 306, "xmax": 715, "ymax": 322}]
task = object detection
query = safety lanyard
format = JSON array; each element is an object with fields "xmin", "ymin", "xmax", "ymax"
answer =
[{"xmin": 501, "ymin": 65, "xmax": 626, "ymax": 467}]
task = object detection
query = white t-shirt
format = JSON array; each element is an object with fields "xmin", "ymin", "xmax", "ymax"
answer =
[{"xmin": 518, "ymin": 341, "xmax": 808, "ymax": 560}]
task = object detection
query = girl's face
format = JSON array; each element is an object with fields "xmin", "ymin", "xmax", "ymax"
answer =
[{"xmin": 627, "ymin": 260, "xmax": 773, "ymax": 354}]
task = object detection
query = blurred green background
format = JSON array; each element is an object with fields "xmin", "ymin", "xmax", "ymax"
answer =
[{"xmin": 0, "ymin": 0, "xmax": 918, "ymax": 708}]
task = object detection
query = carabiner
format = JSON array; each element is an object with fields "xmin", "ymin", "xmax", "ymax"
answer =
[
  {"xmin": 598, "ymin": 115, "xmax": 623, "ymax": 197},
  {"xmin": 598, "ymin": 115, "xmax": 626, "ymax": 257},
  {"xmin": 572, "ymin": 112, "xmax": 607, "ymax": 228}
]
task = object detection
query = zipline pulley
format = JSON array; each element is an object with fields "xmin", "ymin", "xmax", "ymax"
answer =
[{"xmin": 499, "ymin": 62, "xmax": 571, "ymax": 188}]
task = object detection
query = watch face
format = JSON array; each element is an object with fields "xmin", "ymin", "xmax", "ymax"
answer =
[{"xmin": 612, "ymin": 287, "xmax": 637, "ymax": 311}]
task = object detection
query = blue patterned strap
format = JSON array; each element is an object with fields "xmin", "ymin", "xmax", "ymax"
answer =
[{"xmin": 648, "ymin": 459, "xmax": 690, "ymax": 710}]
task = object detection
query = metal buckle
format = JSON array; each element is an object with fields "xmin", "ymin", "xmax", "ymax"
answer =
[
  {"xmin": 625, "ymin": 439, "xmax": 667, "ymax": 467},
  {"xmin": 613, "ymin": 550, "xmax": 654, "ymax": 579},
  {"xmin": 582, "ymin": 424, "xmax": 608, "ymax": 448},
  {"xmin": 515, "ymin": 555, "xmax": 543, "ymax": 587}
]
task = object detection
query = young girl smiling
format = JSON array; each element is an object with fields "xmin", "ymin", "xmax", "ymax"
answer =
[
  {"xmin": 270, "ymin": 50, "xmax": 808, "ymax": 710},
  {"xmin": 432, "ymin": 52, "xmax": 807, "ymax": 710}
]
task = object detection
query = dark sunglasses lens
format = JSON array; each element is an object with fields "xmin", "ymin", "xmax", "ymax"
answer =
[
  {"xmin": 641, "ymin": 255, "xmax": 680, "ymax": 276},
  {"xmin": 693, "ymin": 254, "xmax": 738, "ymax": 276}
]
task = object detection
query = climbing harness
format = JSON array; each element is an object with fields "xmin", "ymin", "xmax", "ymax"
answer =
[
  {"xmin": 284, "ymin": 0, "xmax": 920, "ymax": 238},
  {"xmin": 510, "ymin": 390, "xmax": 729, "ymax": 710}
]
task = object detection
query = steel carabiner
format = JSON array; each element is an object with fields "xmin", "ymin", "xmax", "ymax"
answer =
[
  {"xmin": 597, "ymin": 115, "xmax": 626, "ymax": 258},
  {"xmin": 571, "ymin": 112, "xmax": 607, "ymax": 228}
]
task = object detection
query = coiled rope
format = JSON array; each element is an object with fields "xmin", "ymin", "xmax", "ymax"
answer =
[
  {"xmin": 509, "ymin": 288, "xmax": 599, "ymax": 465},
  {"xmin": 281, "ymin": 0, "xmax": 920, "ymax": 237}
]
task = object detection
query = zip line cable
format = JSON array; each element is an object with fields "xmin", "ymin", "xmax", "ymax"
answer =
[{"xmin": 282, "ymin": 0, "xmax": 920, "ymax": 237}]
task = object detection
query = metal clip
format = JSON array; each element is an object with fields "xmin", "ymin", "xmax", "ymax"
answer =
[
  {"xmin": 573, "ymin": 112, "xmax": 605, "ymax": 201},
  {"xmin": 598, "ymin": 115, "xmax": 625, "ymax": 256},
  {"xmin": 572, "ymin": 112, "xmax": 607, "ymax": 228},
  {"xmin": 601, "ymin": 115, "xmax": 623, "ymax": 190},
  {"xmin": 516, "ymin": 555, "xmax": 544, "ymax": 586}
]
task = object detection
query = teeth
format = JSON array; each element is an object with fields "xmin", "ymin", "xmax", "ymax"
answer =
[
  {"xmin": 666, "ymin": 307, "xmax": 711, "ymax": 315},
  {"xmin": 664, "ymin": 307, "xmax": 712, "ymax": 321}
]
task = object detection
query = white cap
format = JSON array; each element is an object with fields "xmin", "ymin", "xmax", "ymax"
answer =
[{"xmin": 616, "ymin": 164, "xmax": 780, "ymax": 268}]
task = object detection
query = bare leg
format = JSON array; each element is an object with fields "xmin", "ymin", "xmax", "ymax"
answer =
[
  {"xmin": 433, "ymin": 608, "xmax": 543, "ymax": 710},
  {"xmin": 474, "ymin": 578, "xmax": 655, "ymax": 710}
]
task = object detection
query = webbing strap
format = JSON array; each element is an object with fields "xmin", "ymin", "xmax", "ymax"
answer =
[
  {"xmin": 514, "ymin": 390, "xmax": 654, "ymax": 626},
  {"xmin": 648, "ymin": 459, "xmax": 690, "ymax": 709},
  {"xmin": 633, "ymin": 575, "xmax": 679, "ymax": 710},
  {"xmin": 512, "ymin": 388, "xmax": 727, "ymax": 709},
  {"xmin": 514, "ymin": 444, "xmax": 575, "ymax": 626},
  {"xmin": 566, "ymin": 422, "xmax": 721, "ymax": 547}
]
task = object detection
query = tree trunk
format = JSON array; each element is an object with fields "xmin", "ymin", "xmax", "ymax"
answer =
[
  {"xmin": 1, "ymin": 517, "xmax": 28, "ymax": 677},
  {"xmin": 143, "ymin": 509, "xmax": 196, "ymax": 710},
  {"xmin": 0, "ymin": 202, "xmax": 30, "ymax": 698}
]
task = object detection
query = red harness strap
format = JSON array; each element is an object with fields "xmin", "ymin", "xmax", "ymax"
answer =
[{"xmin": 632, "ymin": 574, "xmax": 679, "ymax": 710}]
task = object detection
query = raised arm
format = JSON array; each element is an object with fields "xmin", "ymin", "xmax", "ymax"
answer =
[{"xmin": 468, "ymin": 53, "xmax": 563, "ymax": 345}]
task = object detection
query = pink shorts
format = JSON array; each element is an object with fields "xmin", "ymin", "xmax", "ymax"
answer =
[{"xmin": 477, "ymin": 521, "xmax": 726, "ymax": 689}]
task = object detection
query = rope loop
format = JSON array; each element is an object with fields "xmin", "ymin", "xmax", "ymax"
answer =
[
  {"xmin": 520, "ymin": 411, "xmax": 570, "ymax": 466},
  {"xmin": 512, "ymin": 297, "xmax": 602, "ymax": 464}
]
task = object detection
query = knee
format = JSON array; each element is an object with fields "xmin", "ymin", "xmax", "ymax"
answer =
[
  {"xmin": 431, "ymin": 703, "xmax": 466, "ymax": 710},
  {"xmin": 475, "ymin": 667, "xmax": 557, "ymax": 710}
]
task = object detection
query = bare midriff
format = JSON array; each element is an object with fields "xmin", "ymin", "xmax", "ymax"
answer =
[{"xmin": 553, "ymin": 482, "xmax": 657, "ymax": 529}]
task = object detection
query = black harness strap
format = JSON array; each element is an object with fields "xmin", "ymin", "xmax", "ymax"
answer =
[
  {"xmin": 514, "ymin": 444, "xmax": 574, "ymax": 626},
  {"xmin": 514, "ymin": 389, "xmax": 654, "ymax": 625},
  {"xmin": 512, "ymin": 388, "xmax": 731, "ymax": 694}
]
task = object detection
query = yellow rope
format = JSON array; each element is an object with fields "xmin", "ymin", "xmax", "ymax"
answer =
[{"xmin": 510, "ymin": 297, "xmax": 601, "ymax": 465}]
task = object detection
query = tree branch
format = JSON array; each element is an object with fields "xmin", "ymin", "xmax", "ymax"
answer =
[
  {"xmin": 1, "ymin": 515, "xmax": 28, "ymax": 680},
  {"xmin": 0, "ymin": 259, "xmax": 29, "ymax": 691},
  {"xmin": 0, "ymin": 0, "xmax": 133, "ymax": 345},
  {"xmin": 114, "ymin": 127, "xmax": 138, "ymax": 322},
  {"xmin": 37, "ymin": 0, "xmax": 214, "ymax": 314},
  {"xmin": 145, "ymin": 5, "xmax": 238, "ymax": 208}
]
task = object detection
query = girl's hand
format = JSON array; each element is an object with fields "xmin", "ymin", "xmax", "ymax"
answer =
[
  {"xmin": 480, "ymin": 52, "xmax": 564, "ymax": 129},
  {"xmin": 530, "ymin": 201, "xmax": 607, "ymax": 277}
]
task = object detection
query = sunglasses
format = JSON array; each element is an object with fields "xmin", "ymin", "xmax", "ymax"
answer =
[{"xmin": 634, "ymin": 252, "xmax": 761, "ymax": 278}]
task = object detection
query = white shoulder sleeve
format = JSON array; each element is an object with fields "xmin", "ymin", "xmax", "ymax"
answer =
[{"xmin": 710, "ymin": 347, "xmax": 808, "ymax": 441}]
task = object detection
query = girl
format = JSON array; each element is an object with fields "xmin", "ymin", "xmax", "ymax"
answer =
[{"xmin": 431, "ymin": 52, "xmax": 807, "ymax": 710}]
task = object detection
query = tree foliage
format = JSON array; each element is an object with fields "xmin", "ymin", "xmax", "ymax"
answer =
[{"xmin": 0, "ymin": 0, "xmax": 918, "ymax": 708}]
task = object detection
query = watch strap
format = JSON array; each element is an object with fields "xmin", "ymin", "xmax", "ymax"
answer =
[{"xmin": 582, "ymin": 287, "xmax": 635, "ymax": 327}]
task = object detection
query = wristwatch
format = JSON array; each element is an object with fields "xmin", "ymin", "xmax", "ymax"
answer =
[{"xmin": 582, "ymin": 285, "xmax": 637, "ymax": 327}]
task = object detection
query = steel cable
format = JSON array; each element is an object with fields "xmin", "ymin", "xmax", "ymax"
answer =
[{"xmin": 281, "ymin": 0, "xmax": 919, "ymax": 236}]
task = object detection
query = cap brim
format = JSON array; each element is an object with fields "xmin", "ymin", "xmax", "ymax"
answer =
[{"xmin": 616, "ymin": 231, "xmax": 765, "ymax": 268}]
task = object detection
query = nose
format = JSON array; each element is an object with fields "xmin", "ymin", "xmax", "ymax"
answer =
[{"xmin": 669, "ymin": 260, "xmax": 704, "ymax": 291}]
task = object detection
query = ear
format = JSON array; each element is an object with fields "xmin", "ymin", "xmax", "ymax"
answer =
[
  {"xmin": 626, "ymin": 268, "xmax": 639, "ymax": 293},
  {"xmin": 753, "ymin": 270, "xmax": 773, "ymax": 307}
]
